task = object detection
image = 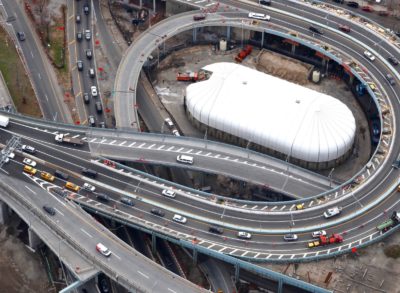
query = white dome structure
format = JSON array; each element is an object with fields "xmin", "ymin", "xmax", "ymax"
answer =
[{"xmin": 186, "ymin": 62, "xmax": 356, "ymax": 164}]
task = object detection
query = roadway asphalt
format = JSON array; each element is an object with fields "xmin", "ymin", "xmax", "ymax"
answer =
[{"xmin": 1, "ymin": 0, "xmax": 71, "ymax": 123}]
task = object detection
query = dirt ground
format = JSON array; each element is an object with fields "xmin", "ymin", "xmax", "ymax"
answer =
[{"xmin": 0, "ymin": 218, "xmax": 51, "ymax": 293}]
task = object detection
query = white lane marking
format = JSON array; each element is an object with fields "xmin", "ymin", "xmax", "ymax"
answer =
[
  {"xmin": 25, "ymin": 186, "xmax": 36, "ymax": 195},
  {"xmin": 138, "ymin": 143, "xmax": 146, "ymax": 148},
  {"xmin": 168, "ymin": 289, "xmax": 177, "ymax": 293},
  {"xmin": 251, "ymin": 205, "xmax": 258, "ymax": 210},
  {"xmin": 137, "ymin": 271, "xmax": 149, "ymax": 279},
  {"xmin": 38, "ymin": 73, "xmax": 41, "ymax": 79},
  {"xmin": 45, "ymin": 94, "xmax": 49, "ymax": 102},
  {"xmin": 229, "ymin": 249, "xmax": 237, "ymax": 254},
  {"xmin": 271, "ymin": 206, "xmax": 277, "ymax": 211},
  {"xmin": 110, "ymin": 140, "xmax": 117, "ymax": 145},
  {"xmin": 129, "ymin": 142, "xmax": 136, "ymax": 147},
  {"xmin": 89, "ymin": 138, "xmax": 97, "ymax": 142},
  {"xmin": 261, "ymin": 206, "xmax": 268, "ymax": 210},
  {"xmin": 112, "ymin": 252, "xmax": 121, "ymax": 260},
  {"xmin": 196, "ymin": 151, "xmax": 202, "ymax": 155},
  {"xmin": 207, "ymin": 244, "xmax": 215, "ymax": 249},
  {"xmin": 241, "ymin": 251, "xmax": 248, "ymax": 257},
  {"xmin": 0, "ymin": 169, "xmax": 9, "ymax": 175},
  {"xmin": 30, "ymin": 51, "xmax": 34, "ymax": 58},
  {"xmin": 218, "ymin": 247, "xmax": 226, "ymax": 252},
  {"xmin": 254, "ymin": 253, "xmax": 260, "ymax": 258},
  {"xmin": 158, "ymin": 145, "xmax": 165, "ymax": 150},
  {"xmin": 72, "ymin": 134, "xmax": 80, "ymax": 138},
  {"xmin": 119, "ymin": 141, "xmax": 127, "ymax": 146},
  {"xmin": 177, "ymin": 147, "xmax": 184, "ymax": 152},
  {"xmin": 148, "ymin": 144, "xmax": 155, "ymax": 149},
  {"xmin": 280, "ymin": 205, "xmax": 286, "ymax": 211},
  {"xmin": 80, "ymin": 228, "xmax": 93, "ymax": 238},
  {"xmin": 54, "ymin": 208, "xmax": 64, "ymax": 216}
]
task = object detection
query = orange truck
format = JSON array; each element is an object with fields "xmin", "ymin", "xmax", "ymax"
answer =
[
  {"xmin": 234, "ymin": 45, "xmax": 252, "ymax": 62},
  {"xmin": 176, "ymin": 72, "xmax": 198, "ymax": 81},
  {"xmin": 308, "ymin": 234, "xmax": 343, "ymax": 248}
]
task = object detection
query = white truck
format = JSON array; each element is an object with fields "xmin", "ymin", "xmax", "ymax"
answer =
[
  {"xmin": 55, "ymin": 134, "xmax": 83, "ymax": 146},
  {"xmin": 0, "ymin": 115, "xmax": 10, "ymax": 128}
]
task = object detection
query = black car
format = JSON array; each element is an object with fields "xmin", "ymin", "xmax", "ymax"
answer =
[
  {"xmin": 17, "ymin": 31, "xmax": 26, "ymax": 41},
  {"xmin": 77, "ymin": 60, "xmax": 83, "ymax": 71},
  {"xmin": 150, "ymin": 208, "xmax": 165, "ymax": 217},
  {"xmin": 85, "ymin": 49, "xmax": 92, "ymax": 59},
  {"xmin": 347, "ymin": 1, "xmax": 359, "ymax": 8},
  {"xmin": 89, "ymin": 115, "xmax": 96, "ymax": 127},
  {"xmin": 309, "ymin": 26, "xmax": 324, "ymax": 35},
  {"xmin": 332, "ymin": 0, "xmax": 344, "ymax": 3},
  {"xmin": 388, "ymin": 56, "xmax": 399, "ymax": 66},
  {"xmin": 259, "ymin": 0, "xmax": 271, "ymax": 5},
  {"xmin": 81, "ymin": 168, "xmax": 98, "ymax": 178},
  {"xmin": 95, "ymin": 101, "xmax": 103, "ymax": 113},
  {"xmin": 97, "ymin": 193, "xmax": 110, "ymax": 202},
  {"xmin": 209, "ymin": 226, "xmax": 224, "ymax": 234},
  {"xmin": 54, "ymin": 170, "xmax": 69, "ymax": 180},
  {"xmin": 83, "ymin": 3, "xmax": 90, "ymax": 15},
  {"xmin": 83, "ymin": 92, "xmax": 90, "ymax": 104},
  {"xmin": 386, "ymin": 74, "xmax": 396, "ymax": 86},
  {"xmin": 43, "ymin": 205, "xmax": 56, "ymax": 216},
  {"xmin": 120, "ymin": 197, "xmax": 134, "ymax": 206}
]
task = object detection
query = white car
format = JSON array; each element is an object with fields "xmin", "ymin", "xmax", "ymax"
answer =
[
  {"xmin": 311, "ymin": 230, "xmax": 327, "ymax": 238},
  {"xmin": 173, "ymin": 214, "xmax": 187, "ymax": 224},
  {"xmin": 23, "ymin": 158, "xmax": 37, "ymax": 167},
  {"xmin": 323, "ymin": 207, "xmax": 342, "ymax": 219},
  {"xmin": 21, "ymin": 145, "xmax": 36, "ymax": 154},
  {"xmin": 96, "ymin": 243, "xmax": 111, "ymax": 257},
  {"xmin": 283, "ymin": 233, "xmax": 298, "ymax": 241},
  {"xmin": 164, "ymin": 118, "xmax": 174, "ymax": 128},
  {"xmin": 162, "ymin": 189, "xmax": 176, "ymax": 198},
  {"xmin": 237, "ymin": 231, "xmax": 252, "ymax": 239},
  {"xmin": 91, "ymin": 86, "xmax": 98, "ymax": 97},
  {"xmin": 8, "ymin": 152, "xmax": 15, "ymax": 159},
  {"xmin": 248, "ymin": 12, "xmax": 271, "ymax": 21},
  {"xmin": 364, "ymin": 50, "xmax": 375, "ymax": 61},
  {"xmin": 172, "ymin": 129, "xmax": 180, "ymax": 136},
  {"xmin": 82, "ymin": 183, "xmax": 96, "ymax": 192},
  {"xmin": 85, "ymin": 29, "xmax": 91, "ymax": 40}
]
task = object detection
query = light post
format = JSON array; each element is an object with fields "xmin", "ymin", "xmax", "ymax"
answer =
[{"xmin": 328, "ymin": 168, "xmax": 335, "ymax": 187}]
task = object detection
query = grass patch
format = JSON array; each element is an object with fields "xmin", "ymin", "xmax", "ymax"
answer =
[
  {"xmin": 48, "ymin": 24, "xmax": 66, "ymax": 72},
  {"xmin": 384, "ymin": 244, "xmax": 400, "ymax": 259},
  {"xmin": 0, "ymin": 28, "xmax": 41, "ymax": 117}
]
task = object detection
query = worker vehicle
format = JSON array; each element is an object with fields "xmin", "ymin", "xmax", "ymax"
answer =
[
  {"xmin": 43, "ymin": 205, "xmax": 56, "ymax": 216},
  {"xmin": 364, "ymin": 50, "xmax": 375, "ymax": 61},
  {"xmin": 55, "ymin": 134, "xmax": 84, "ymax": 146},
  {"xmin": 248, "ymin": 12, "xmax": 270, "ymax": 21},
  {"xmin": 173, "ymin": 214, "xmax": 187, "ymax": 224},
  {"xmin": 41, "ymin": 172, "xmax": 55, "ymax": 182},
  {"xmin": 23, "ymin": 158, "xmax": 36, "ymax": 167},
  {"xmin": 65, "ymin": 182, "xmax": 79, "ymax": 192},
  {"xmin": 176, "ymin": 72, "xmax": 199, "ymax": 81},
  {"xmin": 319, "ymin": 234, "xmax": 343, "ymax": 245},
  {"xmin": 23, "ymin": 165, "xmax": 37, "ymax": 175},
  {"xmin": 176, "ymin": 154, "xmax": 194, "ymax": 165},
  {"xmin": 235, "ymin": 45, "xmax": 252, "ymax": 62},
  {"xmin": 120, "ymin": 197, "xmax": 134, "ymax": 206},
  {"xmin": 0, "ymin": 115, "xmax": 9, "ymax": 128},
  {"xmin": 237, "ymin": 231, "xmax": 252, "ymax": 239},
  {"xmin": 96, "ymin": 243, "xmax": 111, "ymax": 257},
  {"xmin": 376, "ymin": 211, "xmax": 400, "ymax": 232},
  {"xmin": 82, "ymin": 183, "xmax": 95, "ymax": 192},
  {"xmin": 323, "ymin": 206, "xmax": 341, "ymax": 218},
  {"xmin": 162, "ymin": 189, "xmax": 176, "ymax": 198}
]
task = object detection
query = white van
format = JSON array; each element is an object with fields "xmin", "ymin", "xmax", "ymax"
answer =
[
  {"xmin": 176, "ymin": 155, "xmax": 194, "ymax": 165},
  {"xmin": 96, "ymin": 243, "xmax": 111, "ymax": 257}
]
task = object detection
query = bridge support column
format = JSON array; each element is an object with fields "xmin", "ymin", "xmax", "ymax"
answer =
[
  {"xmin": 193, "ymin": 28, "xmax": 197, "ymax": 43},
  {"xmin": 291, "ymin": 44, "xmax": 296, "ymax": 55},
  {"xmin": 28, "ymin": 228, "xmax": 42, "ymax": 251},
  {"xmin": 261, "ymin": 32, "xmax": 265, "ymax": 48},
  {"xmin": 140, "ymin": 0, "xmax": 143, "ymax": 8},
  {"xmin": 151, "ymin": 233, "xmax": 157, "ymax": 255},
  {"xmin": 234, "ymin": 263, "xmax": 240, "ymax": 283},
  {"xmin": 226, "ymin": 26, "xmax": 231, "ymax": 41},
  {"xmin": 0, "ymin": 200, "xmax": 9, "ymax": 225},
  {"xmin": 277, "ymin": 278, "xmax": 283, "ymax": 293},
  {"xmin": 153, "ymin": 0, "xmax": 156, "ymax": 13},
  {"xmin": 192, "ymin": 248, "xmax": 198, "ymax": 265}
]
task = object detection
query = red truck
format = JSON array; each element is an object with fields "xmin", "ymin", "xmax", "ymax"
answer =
[
  {"xmin": 176, "ymin": 72, "xmax": 198, "ymax": 81},
  {"xmin": 235, "ymin": 45, "xmax": 252, "ymax": 63},
  {"xmin": 308, "ymin": 234, "xmax": 343, "ymax": 248}
]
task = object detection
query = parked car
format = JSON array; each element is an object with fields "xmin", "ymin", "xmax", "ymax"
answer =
[
  {"xmin": 363, "ymin": 50, "xmax": 375, "ymax": 61},
  {"xmin": 21, "ymin": 145, "xmax": 36, "ymax": 154},
  {"xmin": 172, "ymin": 214, "xmax": 187, "ymax": 224},
  {"xmin": 237, "ymin": 231, "xmax": 252, "ymax": 239},
  {"xmin": 43, "ymin": 205, "xmax": 56, "ymax": 216},
  {"xmin": 283, "ymin": 233, "xmax": 298, "ymax": 241},
  {"xmin": 22, "ymin": 158, "xmax": 36, "ymax": 167}
]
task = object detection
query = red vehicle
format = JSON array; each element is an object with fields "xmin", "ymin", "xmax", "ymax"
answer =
[
  {"xmin": 338, "ymin": 24, "xmax": 351, "ymax": 33},
  {"xmin": 320, "ymin": 234, "xmax": 343, "ymax": 246},
  {"xmin": 177, "ymin": 72, "xmax": 198, "ymax": 81},
  {"xmin": 193, "ymin": 14, "xmax": 206, "ymax": 21},
  {"xmin": 235, "ymin": 45, "xmax": 253, "ymax": 62},
  {"xmin": 378, "ymin": 11, "xmax": 389, "ymax": 16},
  {"xmin": 361, "ymin": 6, "xmax": 374, "ymax": 12}
]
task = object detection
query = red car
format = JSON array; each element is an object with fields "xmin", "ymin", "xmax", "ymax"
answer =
[
  {"xmin": 361, "ymin": 6, "xmax": 374, "ymax": 12},
  {"xmin": 338, "ymin": 24, "xmax": 351, "ymax": 33}
]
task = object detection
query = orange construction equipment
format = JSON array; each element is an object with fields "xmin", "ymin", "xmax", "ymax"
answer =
[
  {"xmin": 235, "ymin": 45, "xmax": 252, "ymax": 63},
  {"xmin": 177, "ymin": 71, "xmax": 199, "ymax": 82},
  {"xmin": 319, "ymin": 234, "xmax": 343, "ymax": 246}
]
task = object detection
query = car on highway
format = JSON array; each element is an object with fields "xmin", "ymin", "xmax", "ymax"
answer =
[
  {"xmin": 162, "ymin": 189, "xmax": 176, "ymax": 198},
  {"xmin": 81, "ymin": 168, "xmax": 97, "ymax": 178},
  {"xmin": 309, "ymin": 26, "xmax": 324, "ymax": 35},
  {"xmin": 85, "ymin": 49, "xmax": 92, "ymax": 59},
  {"xmin": 323, "ymin": 206, "xmax": 342, "ymax": 218},
  {"xmin": 85, "ymin": 29, "xmax": 91, "ymax": 40},
  {"xmin": 88, "ymin": 68, "xmax": 95, "ymax": 78},
  {"xmin": 338, "ymin": 24, "xmax": 351, "ymax": 33},
  {"xmin": 65, "ymin": 182, "xmax": 80, "ymax": 192},
  {"xmin": 347, "ymin": 1, "xmax": 359, "ymax": 8},
  {"xmin": 150, "ymin": 208, "xmax": 165, "ymax": 217},
  {"xmin": 164, "ymin": 118, "xmax": 174, "ymax": 128},
  {"xmin": 77, "ymin": 60, "xmax": 83, "ymax": 71},
  {"xmin": 83, "ymin": 92, "xmax": 90, "ymax": 104},
  {"xmin": 1, "ymin": 150, "xmax": 15, "ymax": 159},
  {"xmin": 176, "ymin": 154, "xmax": 193, "ymax": 165},
  {"xmin": 99, "ymin": 122, "xmax": 106, "ymax": 128},
  {"xmin": 386, "ymin": 74, "xmax": 396, "ymax": 86},
  {"xmin": 43, "ymin": 205, "xmax": 56, "ymax": 216},
  {"xmin": 21, "ymin": 145, "xmax": 36, "ymax": 154},
  {"xmin": 259, "ymin": 0, "xmax": 271, "ymax": 5},
  {"xmin": 22, "ymin": 158, "xmax": 37, "ymax": 167},
  {"xmin": 23, "ymin": 165, "xmax": 37, "ymax": 175},
  {"xmin": 91, "ymin": 86, "xmax": 98, "ymax": 97},
  {"xmin": 209, "ymin": 226, "xmax": 224, "ymax": 235},
  {"xmin": 96, "ymin": 243, "xmax": 111, "ymax": 257},
  {"xmin": 172, "ymin": 129, "xmax": 180, "ymax": 136},
  {"xmin": 361, "ymin": 5, "xmax": 373, "ymax": 12},
  {"xmin": 88, "ymin": 115, "xmax": 96, "ymax": 127},
  {"xmin": 283, "ymin": 233, "xmax": 298, "ymax": 241},
  {"xmin": 54, "ymin": 170, "xmax": 69, "ymax": 180},
  {"xmin": 311, "ymin": 230, "xmax": 327, "ymax": 238},
  {"xmin": 248, "ymin": 12, "xmax": 270, "ymax": 21},
  {"xmin": 17, "ymin": 31, "xmax": 26, "ymax": 41},
  {"xmin": 173, "ymin": 214, "xmax": 187, "ymax": 224},
  {"xmin": 120, "ymin": 197, "xmax": 134, "ymax": 206},
  {"xmin": 77, "ymin": 31, "xmax": 83, "ymax": 42},
  {"xmin": 95, "ymin": 101, "xmax": 102, "ymax": 113},
  {"xmin": 97, "ymin": 193, "xmax": 110, "ymax": 202},
  {"xmin": 363, "ymin": 50, "xmax": 375, "ymax": 61},
  {"xmin": 193, "ymin": 14, "xmax": 206, "ymax": 21},
  {"xmin": 83, "ymin": 3, "xmax": 90, "ymax": 15},
  {"xmin": 237, "ymin": 231, "xmax": 252, "ymax": 239},
  {"xmin": 388, "ymin": 56, "xmax": 399, "ymax": 66},
  {"xmin": 82, "ymin": 182, "xmax": 95, "ymax": 192},
  {"xmin": 76, "ymin": 14, "xmax": 81, "ymax": 23},
  {"xmin": 41, "ymin": 172, "xmax": 55, "ymax": 182}
]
